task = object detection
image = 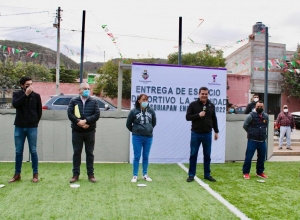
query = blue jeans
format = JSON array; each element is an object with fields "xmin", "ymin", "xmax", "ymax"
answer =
[
  {"xmin": 14, "ymin": 126, "xmax": 38, "ymax": 174},
  {"xmin": 132, "ymin": 135, "xmax": 153, "ymax": 176},
  {"xmin": 188, "ymin": 131, "xmax": 212, "ymax": 178},
  {"xmin": 242, "ymin": 139, "xmax": 266, "ymax": 174}
]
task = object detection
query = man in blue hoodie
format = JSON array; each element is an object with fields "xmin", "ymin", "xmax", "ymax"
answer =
[{"xmin": 186, "ymin": 87, "xmax": 219, "ymax": 182}]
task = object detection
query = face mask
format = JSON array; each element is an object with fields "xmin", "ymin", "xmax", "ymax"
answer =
[
  {"xmin": 253, "ymin": 98, "xmax": 259, "ymax": 102},
  {"xmin": 256, "ymin": 108, "xmax": 263, "ymax": 114},
  {"xmin": 141, "ymin": 102, "xmax": 148, "ymax": 108},
  {"xmin": 82, "ymin": 90, "xmax": 90, "ymax": 98},
  {"xmin": 283, "ymin": 109, "xmax": 288, "ymax": 113},
  {"xmin": 23, "ymin": 85, "xmax": 29, "ymax": 92},
  {"xmin": 229, "ymin": 108, "xmax": 234, "ymax": 113}
]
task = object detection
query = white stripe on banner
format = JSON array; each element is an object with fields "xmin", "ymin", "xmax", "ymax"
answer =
[{"xmin": 178, "ymin": 163, "xmax": 250, "ymax": 220}]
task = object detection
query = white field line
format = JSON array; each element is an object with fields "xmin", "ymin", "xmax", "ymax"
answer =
[{"xmin": 178, "ymin": 163, "xmax": 250, "ymax": 220}]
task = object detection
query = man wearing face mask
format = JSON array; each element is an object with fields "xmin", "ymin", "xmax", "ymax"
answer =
[
  {"xmin": 67, "ymin": 83, "xmax": 100, "ymax": 183},
  {"xmin": 9, "ymin": 76, "xmax": 42, "ymax": 183},
  {"xmin": 244, "ymin": 94, "xmax": 259, "ymax": 114},
  {"xmin": 242, "ymin": 100, "xmax": 269, "ymax": 180},
  {"xmin": 276, "ymin": 104, "xmax": 295, "ymax": 150}
]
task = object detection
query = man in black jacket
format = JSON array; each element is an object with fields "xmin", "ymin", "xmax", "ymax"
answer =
[
  {"xmin": 9, "ymin": 76, "xmax": 42, "ymax": 183},
  {"xmin": 186, "ymin": 87, "xmax": 219, "ymax": 182},
  {"xmin": 67, "ymin": 83, "xmax": 100, "ymax": 183},
  {"xmin": 244, "ymin": 94, "xmax": 259, "ymax": 114}
]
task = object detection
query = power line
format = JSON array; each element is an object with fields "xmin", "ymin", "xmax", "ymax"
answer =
[{"xmin": 0, "ymin": 11, "xmax": 49, "ymax": 16}]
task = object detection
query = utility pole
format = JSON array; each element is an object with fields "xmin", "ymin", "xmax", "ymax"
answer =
[
  {"xmin": 79, "ymin": 10, "xmax": 86, "ymax": 83},
  {"xmin": 178, "ymin": 17, "xmax": 182, "ymax": 65},
  {"xmin": 104, "ymin": 51, "xmax": 105, "ymax": 63},
  {"xmin": 54, "ymin": 7, "xmax": 62, "ymax": 95}
]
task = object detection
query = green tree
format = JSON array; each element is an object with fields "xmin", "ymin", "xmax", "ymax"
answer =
[
  {"xmin": 281, "ymin": 44, "xmax": 300, "ymax": 99},
  {"xmin": 50, "ymin": 66, "xmax": 78, "ymax": 83},
  {"xmin": 167, "ymin": 44, "xmax": 226, "ymax": 67},
  {"xmin": 15, "ymin": 62, "xmax": 51, "ymax": 82},
  {"xmin": 0, "ymin": 60, "xmax": 20, "ymax": 88},
  {"xmin": 94, "ymin": 60, "xmax": 131, "ymax": 99}
]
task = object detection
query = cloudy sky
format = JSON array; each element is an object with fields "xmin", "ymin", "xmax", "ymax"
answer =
[{"xmin": 1, "ymin": 0, "xmax": 299, "ymax": 63}]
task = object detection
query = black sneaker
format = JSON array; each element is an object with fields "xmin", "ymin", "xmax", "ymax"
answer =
[
  {"xmin": 204, "ymin": 176, "xmax": 216, "ymax": 182},
  {"xmin": 186, "ymin": 176, "xmax": 194, "ymax": 182}
]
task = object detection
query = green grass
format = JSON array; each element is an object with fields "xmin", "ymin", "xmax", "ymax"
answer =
[{"xmin": 0, "ymin": 162, "xmax": 300, "ymax": 220}]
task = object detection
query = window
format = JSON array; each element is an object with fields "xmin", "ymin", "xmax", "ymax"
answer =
[
  {"xmin": 97, "ymin": 100, "xmax": 105, "ymax": 108},
  {"xmin": 53, "ymin": 98, "xmax": 72, "ymax": 106}
]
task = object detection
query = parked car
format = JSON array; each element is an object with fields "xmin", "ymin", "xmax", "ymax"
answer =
[
  {"xmin": 235, "ymin": 105, "xmax": 247, "ymax": 114},
  {"xmin": 42, "ymin": 94, "xmax": 117, "ymax": 111},
  {"xmin": 291, "ymin": 111, "xmax": 300, "ymax": 129}
]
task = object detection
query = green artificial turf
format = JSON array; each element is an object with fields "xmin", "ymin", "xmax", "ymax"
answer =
[{"xmin": 0, "ymin": 161, "xmax": 299, "ymax": 220}]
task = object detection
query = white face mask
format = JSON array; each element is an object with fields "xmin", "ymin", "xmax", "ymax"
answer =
[
  {"xmin": 253, "ymin": 98, "xmax": 259, "ymax": 102},
  {"xmin": 283, "ymin": 109, "xmax": 288, "ymax": 113}
]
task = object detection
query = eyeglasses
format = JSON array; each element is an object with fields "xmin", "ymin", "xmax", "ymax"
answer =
[{"xmin": 82, "ymin": 88, "xmax": 90, "ymax": 90}]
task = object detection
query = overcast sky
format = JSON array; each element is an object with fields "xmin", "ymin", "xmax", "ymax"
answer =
[{"xmin": 1, "ymin": 0, "xmax": 299, "ymax": 63}]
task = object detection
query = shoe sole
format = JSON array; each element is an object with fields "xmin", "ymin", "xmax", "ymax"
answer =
[{"xmin": 256, "ymin": 175, "xmax": 268, "ymax": 179}]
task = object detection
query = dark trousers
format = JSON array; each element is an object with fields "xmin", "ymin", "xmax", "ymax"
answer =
[
  {"xmin": 72, "ymin": 130, "xmax": 95, "ymax": 176},
  {"xmin": 188, "ymin": 131, "xmax": 212, "ymax": 177}
]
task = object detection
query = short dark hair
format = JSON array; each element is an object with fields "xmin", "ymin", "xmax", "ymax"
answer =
[
  {"xmin": 227, "ymin": 103, "xmax": 234, "ymax": 108},
  {"xmin": 256, "ymin": 100, "xmax": 264, "ymax": 106},
  {"xmin": 135, "ymin": 94, "xmax": 148, "ymax": 108},
  {"xmin": 199, "ymin": 87, "xmax": 209, "ymax": 94},
  {"xmin": 19, "ymin": 76, "xmax": 32, "ymax": 85}
]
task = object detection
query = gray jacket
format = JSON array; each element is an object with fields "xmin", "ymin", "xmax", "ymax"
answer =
[{"xmin": 126, "ymin": 105, "xmax": 156, "ymax": 137}]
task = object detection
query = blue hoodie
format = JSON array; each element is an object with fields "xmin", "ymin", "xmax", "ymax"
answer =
[{"xmin": 126, "ymin": 105, "xmax": 156, "ymax": 137}]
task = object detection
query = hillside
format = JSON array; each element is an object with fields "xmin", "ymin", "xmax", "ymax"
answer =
[{"xmin": 0, "ymin": 40, "xmax": 104, "ymax": 72}]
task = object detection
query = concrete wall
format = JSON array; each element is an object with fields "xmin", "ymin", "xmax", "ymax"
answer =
[
  {"xmin": 0, "ymin": 109, "xmax": 273, "ymax": 162},
  {"xmin": 0, "ymin": 110, "xmax": 130, "ymax": 163}
]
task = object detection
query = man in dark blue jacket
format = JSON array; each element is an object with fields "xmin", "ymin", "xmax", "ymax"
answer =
[
  {"xmin": 9, "ymin": 76, "xmax": 42, "ymax": 183},
  {"xmin": 67, "ymin": 83, "xmax": 100, "ymax": 183},
  {"xmin": 242, "ymin": 100, "xmax": 269, "ymax": 180}
]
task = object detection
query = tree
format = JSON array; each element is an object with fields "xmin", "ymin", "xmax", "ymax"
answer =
[
  {"xmin": 0, "ymin": 60, "xmax": 22, "ymax": 89},
  {"xmin": 94, "ymin": 60, "xmax": 131, "ymax": 99},
  {"xmin": 93, "ymin": 58, "xmax": 163, "ymax": 99},
  {"xmin": 167, "ymin": 44, "xmax": 226, "ymax": 67},
  {"xmin": 281, "ymin": 44, "xmax": 300, "ymax": 99},
  {"xmin": 0, "ymin": 60, "xmax": 52, "ymax": 89},
  {"xmin": 15, "ymin": 62, "xmax": 51, "ymax": 82},
  {"xmin": 50, "ymin": 66, "xmax": 78, "ymax": 83}
]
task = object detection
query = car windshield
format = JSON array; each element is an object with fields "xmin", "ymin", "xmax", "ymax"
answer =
[{"xmin": 100, "ymin": 99, "xmax": 116, "ymax": 108}]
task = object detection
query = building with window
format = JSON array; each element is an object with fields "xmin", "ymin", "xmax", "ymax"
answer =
[{"xmin": 226, "ymin": 22, "xmax": 300, "ymax": 117}]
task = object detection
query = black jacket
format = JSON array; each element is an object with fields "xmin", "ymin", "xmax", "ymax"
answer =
[
  {"xmin": 186, "ymin": 99, "xmax": 219, "ymax": 133},
  {"xmin": 12, "ymin": 90, "xmax": 42, "ymax": 128},
  {"xmin": 67, "ymin": 96, "xmax": 100, "ymax": 132},
  {"xmin": 244, "ymin": 101, "xmax": 257, "ymax": 114}
]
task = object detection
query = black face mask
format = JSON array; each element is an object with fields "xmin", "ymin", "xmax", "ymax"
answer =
[
  {"xmin": 256, "ymin": 108, "xmax": 263, "ymax": 114},
  {"xmin": 23, "ymin": 86, "xmax": 29, "ymax": 92}
]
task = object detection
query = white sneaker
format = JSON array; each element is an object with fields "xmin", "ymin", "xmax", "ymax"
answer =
[
  {"xmin": 143, "ymin": 175, "xmax": 152, "ymax": 182},
  {"xmin": 131, "ymin": 176, "xmax": 137, "ymax": 183}
]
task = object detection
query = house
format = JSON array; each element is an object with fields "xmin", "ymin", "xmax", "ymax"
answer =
[{"xmin": 226, "ymin": 22, "xmax": 300, "ymax": 117}]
